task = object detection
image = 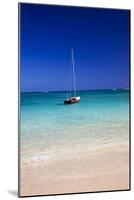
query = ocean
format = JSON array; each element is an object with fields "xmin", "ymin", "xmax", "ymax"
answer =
[{"xmin": 20, "ymin": 90, "xmax": 129, "ymax": 164}]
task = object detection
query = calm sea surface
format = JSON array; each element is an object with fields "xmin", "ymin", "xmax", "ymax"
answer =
[{"xmin": 20, "ymin": 90, "xmax": 129, "ymax": 162}]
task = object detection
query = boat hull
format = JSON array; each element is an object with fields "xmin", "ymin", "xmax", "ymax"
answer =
[{"xmin": 64, "ymin": 97, "xmax": 80, "ymax": 104}]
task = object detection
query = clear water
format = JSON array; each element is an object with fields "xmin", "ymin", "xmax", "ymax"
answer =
[{"xmin": 20, "ymin": 90, "xmax": 129, "ymax": 162}]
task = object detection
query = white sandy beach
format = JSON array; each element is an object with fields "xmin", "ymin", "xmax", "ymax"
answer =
[{"xmin": 20, "ymin": 142, "xmax": 129, "ymax": 196}]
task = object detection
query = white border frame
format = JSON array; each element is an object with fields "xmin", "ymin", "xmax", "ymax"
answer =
[{"xmin": 0, "ymin": 0, "xmax": 133, "ymax": 200}]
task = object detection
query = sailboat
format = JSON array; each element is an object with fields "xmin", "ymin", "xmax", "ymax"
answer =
[{"xmin": 64, "ymin": 49, "xmax": 80, "ymax": 104}]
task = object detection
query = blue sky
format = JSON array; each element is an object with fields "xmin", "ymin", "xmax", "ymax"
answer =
[{"xmin": 20, "ymin": 3, "xmax": 130, "ymax": 92}]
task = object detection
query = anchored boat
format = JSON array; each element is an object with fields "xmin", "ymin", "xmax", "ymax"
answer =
[{"xmin": 64, "ymin": 49, "xmax": 80, "ymax": 104}]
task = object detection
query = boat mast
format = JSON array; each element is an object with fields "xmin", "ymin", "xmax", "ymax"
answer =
[{"xmin": 71, "ymin": 49, "xmax": 76, "ymax": 97}]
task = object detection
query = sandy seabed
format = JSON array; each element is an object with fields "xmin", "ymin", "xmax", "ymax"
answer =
[{"xmin": 20, "ymin": 142, "xmax": 129, "ymax": 197}]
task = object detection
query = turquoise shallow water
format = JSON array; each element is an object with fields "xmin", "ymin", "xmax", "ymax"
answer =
[{"xmin": 20, "ymin": 90, "xmax": 129, "ymax": 162}]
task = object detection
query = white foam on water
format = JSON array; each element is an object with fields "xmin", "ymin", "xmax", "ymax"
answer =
[{"xmin": 31, "ymin": 154, "xmax": 49, "ymax": 162}]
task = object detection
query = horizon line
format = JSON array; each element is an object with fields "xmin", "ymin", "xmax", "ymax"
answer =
[{"xmin": 20, "ymin": 88, "xmax": 130, "ymax": 93}]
